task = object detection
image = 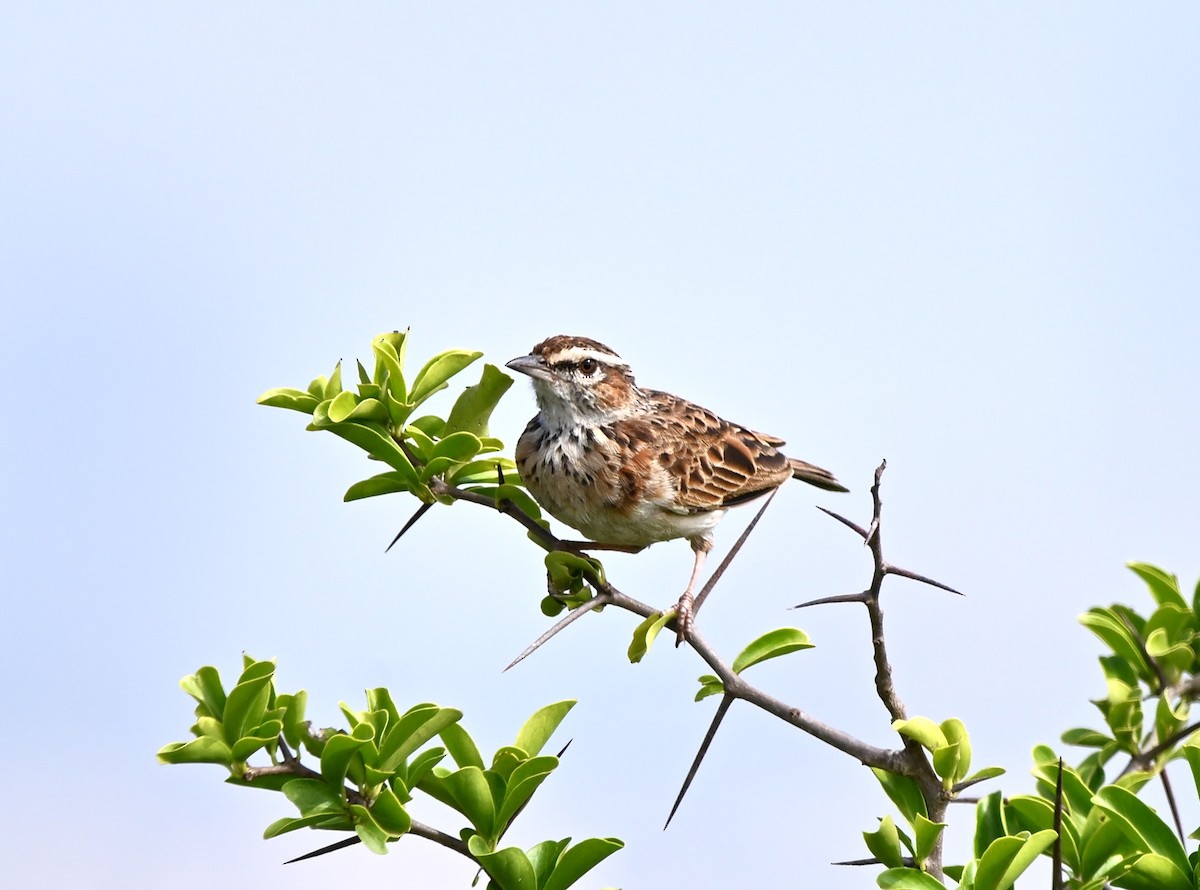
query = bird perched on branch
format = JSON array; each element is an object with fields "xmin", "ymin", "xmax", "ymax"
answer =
[{"xmin": 506, "ymin": 334, "xmax": 847, "ymax": 643}]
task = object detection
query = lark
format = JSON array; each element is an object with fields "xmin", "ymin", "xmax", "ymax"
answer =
[{"xmin": 507, "ymin": 335, "xmax": 846, "ymax": 643}]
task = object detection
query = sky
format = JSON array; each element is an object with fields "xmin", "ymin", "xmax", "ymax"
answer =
[{"xmin": 2, "ymin": 4, "xmax": 1197, "ymax": 888}]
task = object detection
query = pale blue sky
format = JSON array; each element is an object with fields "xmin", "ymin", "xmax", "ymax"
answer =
[{"xmin": 2, "ymin": 5, "xmax": 1197, "ymax": 888}]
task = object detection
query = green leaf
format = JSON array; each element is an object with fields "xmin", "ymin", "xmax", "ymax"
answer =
[
  {"xmin": 430, "ymin": 430, "xmax": 484, "ymax": 463},
  {"xmin": 468, "ymin": 836, "xmax": 537, "ymax": 890},
  {"xmin": 1080, "ymin": 608, "xmax": 1153, "ymax": 682},
  {"xmin": 277, "ymin": 691, "xmax": 307, "ymax": 749},
  {"xmin": 441, "ymin": 723, "xmax": 485, "ymax": 770},
  {"xmin": 695, "ymin": 674, "xmax": 725, "ymax": 702},
  {"xmin": 872, "ymin": 768, "xmax": 928, "ymax": 824},
  {"xmin": 940, "ymin": 718, "xmax": 971, "ymax": 784},
  {"xmin": 893, "ymin": 716, "xmax": 948, "ymax": 753},
  {"xmin": 282, "ymin": 778, "xmax": 344, "ymax": 816},
  {"xmin": 876, "ymin": 867, "xmax": 948, "ymax": 889},
  {"xmin": 545, "ymin": 550, "xmax": 604, "ymax": 591},
  {"xmin": 974, "ymin": 791, "xmax": 1007, "ymax": 859},
  {"xmin": 1062, "ymin": 727, "xmax": 1113, "ymax": 748},
  {"xmin": 156, "ymin": 736, "xmax": 233, "ymax": 766},
  {"xmin": 410, "ymin": 349, "xmax": 483, "ymax": 406},
  {"xmin": 932, "ymin": 743, "xmax": 962, "ymax": 787},
  {"xmin": 262, "ymin": 813, "xmax": 348, "ymax": 838},
  {"xmin": 731, "ymin": 628, "xmax": 815, "ymax": 674},
  {"xmin": 230, "ymin": 719, "xmax": 283, "ymax": 762},
  {"xmin": 912, "ymin": 815, "xmax": 945, "ymax": 868},
  {"xmin": 445, "ymin": 766, "xmax": 497, "ymax": 838},
  {"xmin": 406, "ymin": 746, "xmax": 446, "ymax": 791},
  {"xmin": 541, "ymin": 837, "xmax": 625, "ymax": 890},
  {"xmin": 1128, "ymin": 562, "xmax": 1186, "ymax": 609},
  {"xmin": 222, "ymin": 660, "xmax": 276, "ymax": 746},
  {"xmin": 960, "ymin": 766, "xmax": 1005, "ymax": 787},
  {"xmin": 320, "ymin": 723, "xmax": 375, "ymax": 789},
  {"xmin": 448, "ymin": 458, "xmax": 518, "ymax": 487},
  {"xmin": 256, "ymin": 387, "xmax": 321, "ymax": 414},
  {"xmin": 369, "ymin": 786, "xmax": 412, "ymax": 836},
  {"xmin": 324, "ymin": 360, "xmax": 343, "ymax": 399},
  {"xmin": 496, "ymin": 756, "xmax": 558, "ymax": 833},
  {"xmin": 975, "ymin": 831, "xmax": 1058, "ymax": 890},
  {"xmin": 317, "ymin": 420, "xmax": 421, "ymax": 485},
  {"xmin": 514, "ymin": 700, "xmax": 575, "ymax": 757},
  {"xmin": 350, "ymin": 803, "xmax": 390, "ymax": 854},
  {"xmin": 306, "ymin": 374, "xmax": 327, "ymax": 398},
  {"xmin": 628, "ymin": 610, "xmax": 673, "ymax": 663},
  {"xmin": 326, "ymin": 389, "xmax": 360, "ymax": 423},
  {"xmin": 443, "ymin": 363, "xmax": 515, "ymax": 438},
  {"xmin": 378, "ymin": 706, "xmax": 462, "ymax": 773},
  {"xmin": 528, "ymin": 838, "xmax": 571, "ymax": 889},
  {"xmin": 372, "ymin": 332, "xmax": 407, "ymax": 401},
  {"xmin": 1093, "ymin": 784, "xmax": 1190, "ymax": 877},
  {"xmin": 179, "ymin": 665, "xmax": 227, "ymax": 719},
  {"xmin": 343, "ymin": 471, "xmax": 417, "ymax": 501},
  {"xmin": 864, "ymin": 815, "xmax": 905, "ymax": 868}
]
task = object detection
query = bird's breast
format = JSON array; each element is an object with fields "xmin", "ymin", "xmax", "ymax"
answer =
[{"xmin": 514, "ymin": 418, "xmax": 708, "ymax": 546}]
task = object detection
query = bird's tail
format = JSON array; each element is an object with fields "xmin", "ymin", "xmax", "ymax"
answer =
[{"xmin": 789, "ymin": 458, "xmax": 849, "ymax": 493}]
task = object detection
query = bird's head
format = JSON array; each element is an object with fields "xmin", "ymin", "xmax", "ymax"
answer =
[{"xmin": 506, "ymin": 335, "xmax": 640, "ymax": 426}]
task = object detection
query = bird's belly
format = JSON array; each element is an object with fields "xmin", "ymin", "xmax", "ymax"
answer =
[{"xmin": 532, "ymin": 478, "xmax": 724, "ymax": 547}]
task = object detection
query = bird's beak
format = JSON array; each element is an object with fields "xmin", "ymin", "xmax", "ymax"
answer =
[{"xmin": 506, "ymin": 354, "xmax": 555, "ymax": 382}]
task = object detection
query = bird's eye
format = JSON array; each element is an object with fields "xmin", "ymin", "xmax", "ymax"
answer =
[{"xmin": 578, "ymin": 358, "xmax": 598, "ymax": 375}]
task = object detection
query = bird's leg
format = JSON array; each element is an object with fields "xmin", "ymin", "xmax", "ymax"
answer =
[{"xmin": 674, "ymin": 537, "xmax": 712, "ymax": 645}]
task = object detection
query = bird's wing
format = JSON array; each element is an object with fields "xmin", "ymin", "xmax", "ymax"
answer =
[{"xmin": 623, "ymin": 390, "xmax": 795, "ymax": 511}]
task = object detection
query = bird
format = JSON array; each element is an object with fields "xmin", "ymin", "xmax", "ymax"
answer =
[{"xmin": 506, "ymin": 334, "xmax": 847, "ymax": 644}]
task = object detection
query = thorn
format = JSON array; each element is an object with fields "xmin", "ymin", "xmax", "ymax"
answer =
[
  {"xmin": 664, "ymin": 695, "xmax": 734, "ymax": 830},
  {"xmin": 693, "ymin": 489, "xmax": 777, "ymax": 616},
  {"xmin": 883, "ymin": 565, "xmax": 963, "ymax": 595},
  {"xmin": 284, "ymin": 835, "xmax": 362, "ymax": 863},
  {"xmin": 385, "ymin": 502, "xmax": 434, "ymax": 552},
  {"xmin": 815, "ymin": 506, "xmax": 869, "ymax": 541},
  {"xmin": 504, "ymin": 592, "xmax": 613, "ymax": 671},
  {"xmin": 791, "ymin": 592, "xmax": 870, "ymax": 609},
  {"xmin": 864, "ymin": 517, "xmax": 880, "ymax": 546}
]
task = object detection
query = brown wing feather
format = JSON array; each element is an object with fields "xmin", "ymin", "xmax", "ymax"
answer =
[{"xmin": 637, "ymin": 391, "xmax": 794, "ymax": 511}]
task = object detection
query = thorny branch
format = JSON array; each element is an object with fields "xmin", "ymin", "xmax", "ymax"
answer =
[
  {"xmin": 417, "ymin": 460, "xmax": 958, "ymax": 875},
  {"xmin": 255, "ymin": 459, "xmax": 959, "ymax": 874}
]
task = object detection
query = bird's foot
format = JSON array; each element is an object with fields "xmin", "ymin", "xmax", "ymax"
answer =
[{"xmin": 673, "ymin": 590, "xmax": 695, "ymax": 646}]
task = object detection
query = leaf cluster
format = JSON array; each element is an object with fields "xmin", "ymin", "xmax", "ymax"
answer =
[
  {"xmin": 158, "ymin": 657, "xmax": 621, "ymax": 890},
  {"xmin": 257, "ymin": 330, "xmax": 528, "ymax": 511}
]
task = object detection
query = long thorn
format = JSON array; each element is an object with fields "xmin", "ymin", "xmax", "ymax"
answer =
[
  {"xmin": 664, "ymin": 694, "xmax": 735, "ymax": 830},
  {"xmin": 693, "ymin": 489, "xmax": 777, "ymax": 616},
  {"xmin": 385, "ymin": 502, "xmax": 434, "ymax": 552},
  {"xmin": 816, "ymin": 506, "xmax": 869, "ymax": 540},
  {"xmin": 504, "ymin": 592, "xmax": 613, "ymax": 671},
  {"xmin": 285, "ymin": 835, "xmax": 361, "ymax": 863},
  {"xmin": 791, "ymin": 592, "xmax": 870, "ymax": 609},
  {"xmin": 883, "ymin": 565, "xmax": 964, "ymax": 596}
]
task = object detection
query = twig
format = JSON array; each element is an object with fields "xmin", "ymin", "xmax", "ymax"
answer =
[{"xmin": 1162, "ymin": 768, "xmax": 1186, "ymax": 844}]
